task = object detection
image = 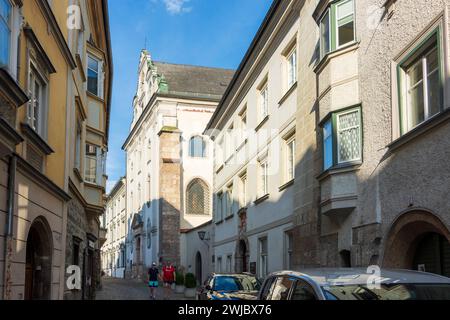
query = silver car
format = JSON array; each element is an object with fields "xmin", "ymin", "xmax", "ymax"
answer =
[{"xmin": 258, "ymin": 268, "xmax": 450, "ymax": 300}]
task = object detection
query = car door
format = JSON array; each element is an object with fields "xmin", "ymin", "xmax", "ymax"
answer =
[
  {"xmin": 269, "ymin": 276, "xmax": 297, "ymax": 300},
  {"xmin": 259, "ymin": 276, "xmax": 276, "ymax": 300},
  {"xmin": 289, "ymin": 279, "xmax": 319, "ymax": 301}
]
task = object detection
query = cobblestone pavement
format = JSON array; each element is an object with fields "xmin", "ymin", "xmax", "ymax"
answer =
[{"xmin": 96, "ymin": 277, "xmax": 190, "ymax": 300}]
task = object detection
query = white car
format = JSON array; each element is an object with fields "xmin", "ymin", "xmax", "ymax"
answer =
[{"xmin": 258, "ymin": 268, "xmax": 450, "ymax": 300}]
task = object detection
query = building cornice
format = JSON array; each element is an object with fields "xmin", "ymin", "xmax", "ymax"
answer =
[
  {"xmin": 16, "ymin": 154, "xmax": 71, "ymax": 202},
  {"xmin": 0, "ymin": 68, "xmax": 29, "ymax": 107},
  {"xmin": 34, "ymin": 0, "xmax": 77, "ymax": 69}
]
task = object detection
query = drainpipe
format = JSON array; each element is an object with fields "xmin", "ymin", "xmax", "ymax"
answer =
[{"xmin": 3, "ymin": 155, "xmax": 17, "ymax": 300}]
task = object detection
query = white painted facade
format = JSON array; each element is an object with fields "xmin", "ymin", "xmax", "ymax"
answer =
[
  {"xmin": 207, "ymin": 2, "xmax": 300, "ymax": 279},
  {"xmin": 101, "ymin": 177, "xmax": 127, "ymax": 278},
  {"xmin": 122, "ymin": 51, "xmax": 232, "ymax": 277}
]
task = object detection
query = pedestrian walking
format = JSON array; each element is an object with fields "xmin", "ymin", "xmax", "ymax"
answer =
[
  {"xmin": 148, "ymin": 262, "xmax": 160, "ymax": 300},
  {"xmin": 162, "ymin": 261, "xmax": 176, "ymax": 300}
]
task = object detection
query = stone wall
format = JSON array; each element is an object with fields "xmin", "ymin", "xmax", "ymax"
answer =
[{"xmin": 158, "ymin": 129, "xmax": 181, "ymax": 266}]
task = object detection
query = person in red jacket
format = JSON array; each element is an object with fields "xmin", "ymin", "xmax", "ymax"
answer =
[{"xmin": 162, "ymin": 261, "xmax": 176, "ymax": 300}]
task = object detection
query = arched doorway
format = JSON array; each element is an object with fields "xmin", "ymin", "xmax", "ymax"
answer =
[
  {"xmin": 195, "ymin": 252, "xmax": 202, "ymax": 285},
  {"xmin": 235, "ymin": 239, "xmax": 248, "ymax": 273},
  {"xmin": 25, "ymin": 217, "xmax": 53, "ymax": 300},
  {"xmin": 383, "ymin": 210, "xmax": 450, "ymax": 277}
]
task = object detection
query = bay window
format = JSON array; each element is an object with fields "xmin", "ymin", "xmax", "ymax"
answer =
[
  {"xmin": 398, "ymin": 31, "xmax": 443, "ymax": 134},
  {"xmin": 87, "ymin": 55, "xmax": 103, "ymax": 98},
  {"xmin": 319, "ymin": 0, "xmax": 355, "ymax": 59},
  {"xmin": 0, "ymin": 0, "xmax": 11, "ymax": 67},
  {"xmin": 322, "ymin": 106, "xmax": 362, "ymax": 171}
]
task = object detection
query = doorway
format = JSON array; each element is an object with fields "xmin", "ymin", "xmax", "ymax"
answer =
[
  {"xmin": 195, "ymin": 252, "xmax": 202, "ymax": 285},
  {"xmin": 413, "ymin": 233, "xmax": 450, "ymax": 277},
  {"xmin": 236, "ymin": 239, "xmax": 248, "ymax": 273},
  {"xmin": 25, "ymin": 218, "xmax": 53, "ymax": 300}
]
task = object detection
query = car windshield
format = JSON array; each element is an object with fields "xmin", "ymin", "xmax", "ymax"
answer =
[
  {"xmin": 213, "ymin": 276, "xmax": 261, "ymax": 292},
  {"xmin": 323, "ymin": 283, "xmax": 450, "ymax": 300}
]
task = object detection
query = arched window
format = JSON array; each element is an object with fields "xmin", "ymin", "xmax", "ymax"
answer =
[
  {"xmin": 189, "ymin": 136, "xmax": 206, "ymax": 158},
  {"xmin": 186, "ymin": 179, "xmax": 210, "ymax": 215}
]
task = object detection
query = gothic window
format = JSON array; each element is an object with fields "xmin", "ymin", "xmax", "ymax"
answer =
[{"xmin": 186, "ymin": 178, "xmax": 210, "ymax": 215}]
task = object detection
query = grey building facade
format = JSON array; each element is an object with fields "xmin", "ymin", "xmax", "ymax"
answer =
[{"xmin": 292, "ymin": 0, "xmax": 450, "ymax": 277}]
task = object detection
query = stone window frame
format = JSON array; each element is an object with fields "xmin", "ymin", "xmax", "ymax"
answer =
[
  {"xmin": 186, "ymin": 178, "xmax": 211, "ymax": 216},
  {"xmin": 395, "ymin": 25, "xmax": 445, "ymax": 137}
]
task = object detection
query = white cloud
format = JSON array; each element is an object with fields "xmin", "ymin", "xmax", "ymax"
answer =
[{"xmin": 163, "ymin": 0, "xmax": 192, "ymax": 14}]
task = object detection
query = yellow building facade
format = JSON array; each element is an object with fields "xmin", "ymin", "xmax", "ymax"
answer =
[{"xmin": 0, "ymin": 0, "xmax": 112, "ymax": 300}]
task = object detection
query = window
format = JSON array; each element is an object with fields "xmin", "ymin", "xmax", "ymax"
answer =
[
  {"xmin": 225, "ymin": 124, "xmax": 234, "ymax": 159},
  {"xmin": 239, "ymin": 107, "xmax": 247, "ymax": 142},
  {"xmin": 186, "ymin": 178, "xmax": 210, "ymax": 215},
  {"xmin": 239, "ymin": 172, "xmax": 247, "ymax": 208},
  {"xmin": 28, "ymin": 64, "xmax": 48, "ymax": 136},
  {"xmin": 189, "ymin": 136, "xmax": 206, "ymax": 158},
  {"xmin": 226, "ymin": 255, "xmax": 232, "ymax": 273},
  {"xmin": 72, "ymin": 238, "xmax": 80, "ymax": 266},
  {"xmin": 285, "ymin": 136, "xmax": 295, "ymax": 182},
  {"xmin": 287, "ymin": 48, "xmax": 297, "ymax": 88},
  {"xmin": 322, "ymin": 107, "xmax": 362, "ymax": 171},
  {"xmin": 259, "ymin": 82, "xmax": 269, "ymax": 120},
  {"xmin": 259, "ymin": 237, "xmax": 268, "ymax": 278},
  {"xmin": 85, "ymin": 144, "xmax": 98, "ymax": 183},
  {"xmin": 87, "ymin": 55, "xmax": 103, "ymax": 97},
  {"xmin": 285, "ymin": 232, "xmax": 293, "ymax": 269},
  {"xmin": 0, "ymin": 0, "xmax": 11, "ymax": 67},
  {"xmin": 225, "ymin": 183, "xmax": 233, "ymax": 217},
  {"xmin": 216, "ymin": 192, "xmax": 223, "ymax": 222},
  {"xmin": 74, "ymin": 120, "xmax": 82, "ymax": 170},
  {"xmin": 319, "ymin": 0, "xmax": 355, "ymax": 58},
  {"xmin": 259, "ymin": 159, "xmax": 269, "ymax": 197},
  {"xmin": 217, "ymin": 257, "xmax": 222, "ymax": 273},
  {"xmin": 399, "ymin": 32, "xmax": 443, "ymax": 134}
]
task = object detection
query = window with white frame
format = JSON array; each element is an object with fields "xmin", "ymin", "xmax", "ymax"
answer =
[
  {"xmin": 85, "ymin": 143, "xmax": 98, "ymax": 183},
  {"xmin": 398, "ymin": 32, "xmax": 443, "ymax": 134},
  {"xmin": 28, "ymin": 63, "xmax": 48, "ymax": 137},
  {"xmin": 319, "ymin": 0, "xmax": 355, "ymax": 59},
  {"xmin": 259, "ymin": 237, "xmax": 268, "ymax": 278},
  {"xmin": 285, "ymin": 135, "xmax": 295, "ymax": 182},
  {"xmin": 239, "ymin": 106, "xmax": 247, "ymax": 142},
  {"xmin": 259, "ymin": 158, "xmax": 269, "ymax": 197},
  {"xmin": 322, "ymin": 106, "xmax": 362, "ymax": 171},
  {"xmin": 225, "ymin": 124, "xmax": 234, "ymax": 160},
  {"xmin": 0, "ymin": 0, "xmax": 11, "ymax": 67},
  {"xmin": 87, "ymin": 54, "xmax": 103, "ymax": 98},
  {"xmin": 259, "ymin": 81, "xmax": 269, "ymax": 120},
  {"xmin": 287, "ymin": 47, "xmax": 297, "ymax": 88}
]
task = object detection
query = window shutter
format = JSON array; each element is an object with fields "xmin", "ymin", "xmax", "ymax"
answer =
[{"xmin": 98, "ymin": 60, "xmax": 105, "ymax": 99}]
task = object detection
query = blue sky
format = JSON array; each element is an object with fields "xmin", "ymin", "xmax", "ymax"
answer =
[{"xmin": 106, "ymin": 0, "xmax": 273, "ymax": 192}]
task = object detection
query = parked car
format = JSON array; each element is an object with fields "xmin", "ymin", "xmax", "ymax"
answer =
[
  {"xmin": 197, "ymin": 273, "xmax": 262, "ymax": 300},
  {"xmin": 258, "ymin": 268, "xmax": 450, "ymax": 300}
]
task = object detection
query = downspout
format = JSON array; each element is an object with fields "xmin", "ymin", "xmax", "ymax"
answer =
[{"xmin": 3, "ymin": 155, "xmax": 17, "ymax": 300}]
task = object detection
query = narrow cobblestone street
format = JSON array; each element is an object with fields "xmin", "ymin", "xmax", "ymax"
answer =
[{"xmin": 96, "ymin": 277, "xmax": 190, "ymax": 300}]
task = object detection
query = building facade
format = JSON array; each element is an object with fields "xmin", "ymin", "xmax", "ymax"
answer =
[
  {"xmin": 101, "ymin": 177, "xmax": 126, "ymax": 278},
  {"xmin": 63, "ymin": 0, "xmax": 113, "ymax": 300},
  {"xmin": 121, "ymin": 50, "xmax": 234, "ymax": 279},
  {"xmin": 205, "ymin": 0, "xmax": 301, "ymax": 279},
  {"xmin": 0, "ymin": 0, "xmax": 73, "ymax": 300},
  {"xmin": 290, "ymin": 0, "xmax": 450, "ymax": 275}
]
